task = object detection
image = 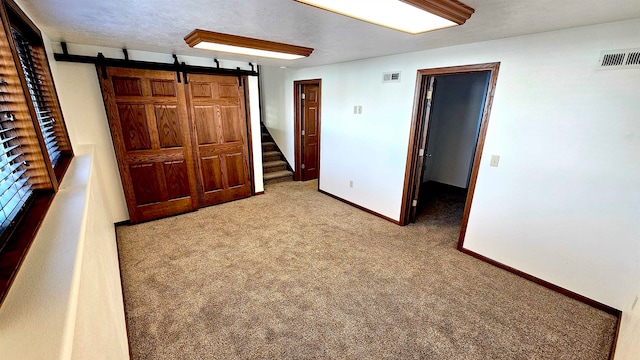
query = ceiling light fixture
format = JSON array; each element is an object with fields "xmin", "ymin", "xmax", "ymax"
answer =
[
  {"xmin": 294, "ymin": 0, "xmax": 474, "ymax": 34},
  {"xmin": 184, "ymin": 29, "xmax": 314, "ymax": 60}
]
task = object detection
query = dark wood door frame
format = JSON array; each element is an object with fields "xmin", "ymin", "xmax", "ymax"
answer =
[
  {"xmin": 400, "ymin": 62, "xmax": 500, "ymax": 249},
  {"xmin": 294, "ymin": 79, "xmax": 322, "ymax": 182}
]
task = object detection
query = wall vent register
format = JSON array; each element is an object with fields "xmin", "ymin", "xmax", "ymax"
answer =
[
  {"xmin": 383, "ymin": 71, "xmax": 401, "ymax": 83},
  {"xmin": 598, "ymin": 48, "xmax": 640, "ymax": 70}
]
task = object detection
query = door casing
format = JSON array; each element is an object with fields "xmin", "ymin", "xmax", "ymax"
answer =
[
  {"xmin": 400, "ymin": 62, "xmax": 500, "ymax": 250},
  {"xmin": 294, "ymin": 79, "xmax": 322, "ymax": 182}
]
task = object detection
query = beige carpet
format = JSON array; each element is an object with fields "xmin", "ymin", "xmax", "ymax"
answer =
[{"xmin": 116, "ymin": 180, "xmax": 617, "ymax": 359}]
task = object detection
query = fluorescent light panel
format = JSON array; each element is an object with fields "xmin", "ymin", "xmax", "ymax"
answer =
[
  {"xmin": 295, "ymin": 0, "xmax": 472, "ymax": 34},
  {"xmin": 185, "ymin": 29, "xmax": 314, "ymax": 60},
  {"xmin": 193, "ymin": 43, "xmax": 304, "ymax": 60}
]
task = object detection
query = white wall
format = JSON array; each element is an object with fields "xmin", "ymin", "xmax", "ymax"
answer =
[
  {"xmin": 423, "ymin": 72, "xmax": 489, "ymax": 188},
  {"xmin": 260, "ymin": 66, "xmax": 295, "ymax": 167},
  {"xmin": 260, "ymin": 19, "xmax": 640, "ymax": 312},
  {"xmin": 248, "ymin": 76, "xmax": 264, "ymax": 193},
  {"xmin": 53, "ymin": 61, "xmax": 129, "ymax": 222},
  {"xmin": 50, "ymin": 44, "xmax": 264, "ymax": 222}
]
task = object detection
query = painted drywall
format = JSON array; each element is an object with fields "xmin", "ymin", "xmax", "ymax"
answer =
[
  {"xmin": 49, "ymin": 43, "xmax": 264, "ymax": 222},
  {"xmin": 260, "ymin": 19, "xmax": 640, "ymax": 312},
  {"xmin": 248, "ymin": 76, "xmax": 264, "ymax": 193},
  {"xmin": 52, "ymin": 61, "xmax": 129, "ymax": 222},
  {"xmin": 0, "ymin": 147, "xmax": 129, "ymax": 360},
  {"xmin": 70, "ymin": 149, "xmax": 129, "ymax": 360},
  {"xmin": 422, "ymin": 72, "xmax": 489, "ymax": 188},
  {"xmin": 260, "ymin": 66, "xmax": 295, "ymax": 168}
]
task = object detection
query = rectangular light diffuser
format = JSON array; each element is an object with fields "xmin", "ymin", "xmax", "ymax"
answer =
[
  {"xmin": 184, "ymin": 30, "xmax": 314, "ymax": 60},
  {"xmin": 294, "ymin": 0, "xmax": 474, "ymax": 34}
]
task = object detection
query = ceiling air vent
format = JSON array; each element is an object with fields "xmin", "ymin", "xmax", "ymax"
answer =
[
  {"xmin": 383, "ymin": 71, "xmax": 401, "ymax": 83},
  {"xmin": 598, "ymin": 49, "xmax": 640, "ymax": 70}
]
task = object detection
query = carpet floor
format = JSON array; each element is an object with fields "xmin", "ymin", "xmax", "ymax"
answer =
[{"xmin": 116, "ymin": 180, "xmax": 617, "ymax": 359}]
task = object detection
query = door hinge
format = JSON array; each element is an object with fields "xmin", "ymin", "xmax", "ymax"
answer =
[
  {"xmin": 426, "ymin": 90, "xmax": 433, "ymax": 100},
  {"xmin": 301, "ymin": 93, "xmax": 306, "ymax": 100},
  {"xmin": 301, "ymin": 164, "xmax": 305, "ymax": 169},
  {"xmin": 302, "ymin": 130, "xmax": 305, "ymax": 136},
  {"xmin": 418, "ymin": 149, "xmax": 424, "ymax": 157},
  {"xmin": 412, "ymin": 200, "xmax": 418, "ymax": 207}
]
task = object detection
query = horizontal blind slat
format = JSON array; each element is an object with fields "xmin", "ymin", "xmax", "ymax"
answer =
[
  {"xmin": 0, "ymin": 153, "xmax": 21, "ymax": 171},
  {"xmin": 0, "ymin": 162, "xmax": 25, "ymax": 184}
]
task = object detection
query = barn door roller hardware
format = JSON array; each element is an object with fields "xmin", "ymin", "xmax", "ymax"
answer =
[
  {"xmin": 54, "ymin": 42, "xmax": 259, "ymax": 79},
  {"xmin": 172, "ymin": 54, "xmax": 182, "ymax": 83}
]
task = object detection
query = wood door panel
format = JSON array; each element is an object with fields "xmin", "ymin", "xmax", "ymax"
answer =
[
  {"xmin": 155, "ymin": 105, "xmax": 183, "ymax": 148},
  {"xmin": 305, "ymin": 143, "xmax": 318, "ymax": 172},
  {"xmin": 307, "ymin": 88, "xmax": 318, "ymax": 102},
  {"xmin": 190, "ymin": 82, "xmax": 213, "ymax": 99},
  {"xmin": 163, "ymin": 160, "xmax": 191, "ymax": 199},
  {"xmin": 221, "ymin": 106, "xmax": 242, "ymax": 143},
  {"xmin": 201, "ymin": 155, "xmax": 224, "ymax": 192},
  {"xmin": 150, "ymin": 80, "xmax": 176, "ymax": 97},
  {"xmin": 124, "ymin": 148, "xmax": 185, "ymax": 163},
  {"xmin": 193, "ymin": 106, "xmax": 218, "ymax": 145},
  {"xmin": 188, "ymin": 73, "xmax": 251, "ymax": 208},
  {"xmin": 225, "ymin": 153, "xmax": 245, "ymax": 188},
  {"xmin": 219, "ymin": 83, "xmax": 239, "ymax": 99},
  {"xmin": 195, "ymin": 143, "xmax": 244, "ymax": 157},
  {"xmin": 129, "ymin": 163, "xmax": 162, "ymax": 205},
  {"xmin": 137, "ymin": 198, "xmax": 195, "ymax": 220},
  {"xmin": 306, "ymin": 107, "xmax": 318, "ymax": 135},
  {"xmin": 112, "ymin": 77, "xmax": 143, "ymax": 97},
  {"xmin": 100, "ymin": 67, "xmax": 198, "ymax": 223},
  {"xmin": 118, "ymin": 104, "xmax": 152, "ymax": 151}
]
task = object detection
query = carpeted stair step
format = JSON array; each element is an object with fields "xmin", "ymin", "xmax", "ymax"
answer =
[
  {"xmin": 262, "ymin": 141, "xmax": 277, "ymax": 152},
  {"xmin": 263, "ymin": 160, "xmax": 288, "ymax": 173},
  {"xmin": 263, "ymin": 150, "xmax": 281, "ymax": 162},
  {"xmin": 263, "ymin": 170, "xmax": 293, "ymax": 185}
]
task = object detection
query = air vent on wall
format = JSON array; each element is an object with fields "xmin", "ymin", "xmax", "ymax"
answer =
[
  {"xmin": 383, "ymin": 71, "xmax": 401, "ymax": 83},
  {"xmin": 598, "ymin": 48, "xmax": 640, "ymax": 70}
]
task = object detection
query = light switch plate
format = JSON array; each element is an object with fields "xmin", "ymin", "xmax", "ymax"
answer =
[{"xmin": 490, "ymin": 155, "xmax": 500, "ymax": 167}]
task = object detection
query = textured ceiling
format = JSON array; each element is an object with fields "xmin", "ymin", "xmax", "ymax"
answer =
[{"xmin": 18, "ymin": 0, "xmax": 640, "ymax": 68}]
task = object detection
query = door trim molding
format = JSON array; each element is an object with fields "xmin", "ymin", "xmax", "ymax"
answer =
[
  {"xmin": 294, "ymin": 79, "xmax": 322, "ymax": 182},
  {"xmin": 399, "ymin": 62, "xmax": 500, "ymax": 250}
]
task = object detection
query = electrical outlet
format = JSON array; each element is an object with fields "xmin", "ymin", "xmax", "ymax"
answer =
[
  {"xmin": 490, "ymin": 155, "xmax": 500, "ymax": 167},
  {"xmin": 357, "ymin": 105, "xmax": 362, "ymax": 114},
  {"xmin": 353, "ymin": 106, "xmax": 358, "ymax": 114},
  {"xmin": 349, "ymin": 180, "xmax": 353, "ymax": 188}
]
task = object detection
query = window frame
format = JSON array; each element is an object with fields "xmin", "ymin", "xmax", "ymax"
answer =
[{"xmin": 0, "ymin": 0, "xmax": 73, "ymax": 306}]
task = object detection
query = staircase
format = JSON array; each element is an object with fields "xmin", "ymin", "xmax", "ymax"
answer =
[{"xmin": 261, "ymin": 124, "xmax": 293, "ymax": 185}]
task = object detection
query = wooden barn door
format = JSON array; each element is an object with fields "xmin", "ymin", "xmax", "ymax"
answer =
[
  {"xmin": 187, "ymin": 74, "xmax": 252, "ymax": 206},
  {"xmin": 99, "ymin": 68, "xmax": 198, "ymax": 223}
]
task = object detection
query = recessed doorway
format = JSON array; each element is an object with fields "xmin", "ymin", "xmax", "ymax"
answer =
[{"xmin": 400, "ymin": 63, "xmax": 500, "ymax": 249}]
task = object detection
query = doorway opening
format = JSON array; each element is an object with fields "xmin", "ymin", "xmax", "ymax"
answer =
[
  {"xmin": 400, "ymin": 63, "xmax": 500, "ymax": 249},
  {"xmin": 294, "ymin": 79, "xmax": 321, "ymax": 182}
]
